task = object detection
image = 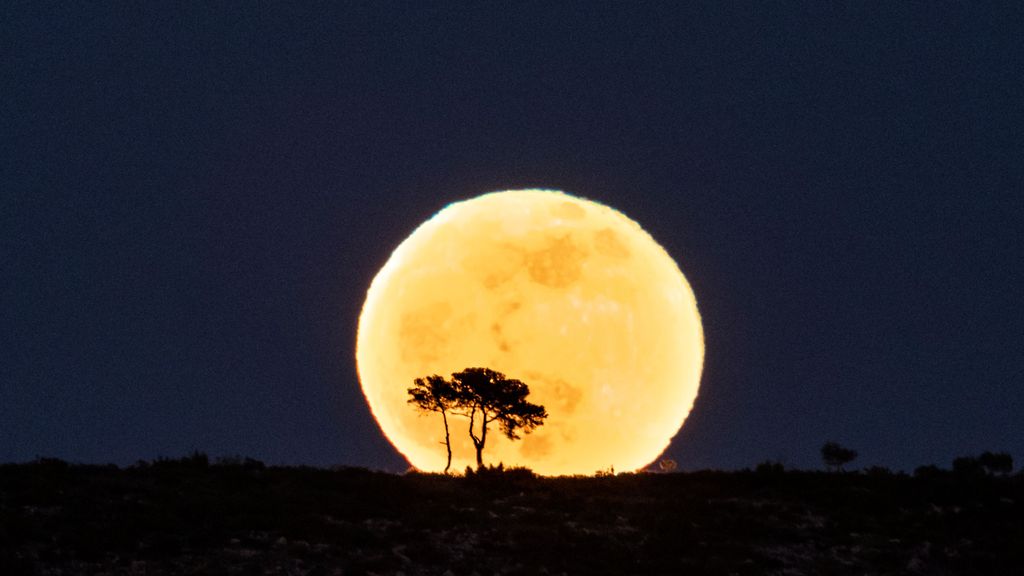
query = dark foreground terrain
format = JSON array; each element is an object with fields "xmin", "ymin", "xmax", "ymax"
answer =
[{"xmin": 2, "ymin": 458, "xmax": 1021, "ymax": 576}]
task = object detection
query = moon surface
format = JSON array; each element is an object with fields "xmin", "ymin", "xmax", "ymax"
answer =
[{"xmin": 356, "ymin": 190, "xmax": 703, "ymax": 475}]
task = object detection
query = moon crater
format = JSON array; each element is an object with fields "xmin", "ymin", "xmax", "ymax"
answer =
[{"xmin": 525, "ymin": 235, "xmax": 587, "ymax": 288}]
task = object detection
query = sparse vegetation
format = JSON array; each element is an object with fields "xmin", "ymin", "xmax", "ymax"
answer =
[
  {"xmin": 1, "ymin": 455, "xmax": 1021, "ymax": 575},
  {"xmin": 914, "ymin": 464, "xmax": 943, "ymax": 479},
  {"xmin": 863, "ymin": 465, "xmax": 894, "ymax": 477},
  {"xmin": 952, "ymin": 451, "xmax": 1014, "ymax": 477},
  {"xmin": 953, "ymin": 455, "xmax": 986, "ymax": 476},
  {"xmin": 978, "ymin": 451, "xmax": 1014, "ymax": 475},
  {"xmin": 755, "ymin": 460, "xmax": 786, "ymax": 475}
]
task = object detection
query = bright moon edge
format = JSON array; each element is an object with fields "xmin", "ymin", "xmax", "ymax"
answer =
[{"xmin": 356, "ymin": 189, "xmax": 704, "ymax": 476}]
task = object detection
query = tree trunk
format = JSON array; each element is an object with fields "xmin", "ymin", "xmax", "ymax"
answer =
[
  {"xmin": 440, "ymin": 409, "xmax": 452, "ymax": 474},
  {"xmin": 479, "ymin": 413, "xmax": 488, "ymax": 469},
  {"xmin": 468, "ymin": 406, "xmax": 486, "ymax": 470}
]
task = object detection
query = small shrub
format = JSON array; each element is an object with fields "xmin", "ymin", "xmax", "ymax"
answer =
[
  {"xmin": 186, "ymin": 450, "xmax": 210, "ymax": 467},
  {"xmin": 914, "ymin": 464, "xmax": 944, "ymax": 479},
  {"xmin": 952, "ymin": 456, "xmax": 984, "ymax": 477},
  {"xmin": 33, "ymin": 457, "xmax": 69, "ymax": 470},
  {"xmin": 863, "ymin": 466, "xmax": 893, "ymax": 477},
  {"xmin": 463, "ymin": 463, "xmax": 536, "ymax": 487},
  {"xmin": 978, "ymin": 451, "xmax": 1013, "ymax": 475},
  {"xmin": 755, "ymin": 460, "xmax": 785, "ymax": 474}
]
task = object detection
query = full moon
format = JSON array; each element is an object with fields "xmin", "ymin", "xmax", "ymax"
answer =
[{"xmin": 356, "ymin": 190, "xmax": 703, "ymax": 475}]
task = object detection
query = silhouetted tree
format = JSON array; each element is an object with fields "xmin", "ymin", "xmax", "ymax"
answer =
[
  {"xmin": 821, "ymin": 441, "xmax": 857, "ymax": 472},
  {"xmin": 451, "ymin": 367, "xmax": 547, "ymax": 469},
  {"xmin": 407, "ymin": 374, "xmax": 458, "ymax": 473},
  {"xmin": 978, "ymin": 451, "xmax": 1013, "ymax": 475}
]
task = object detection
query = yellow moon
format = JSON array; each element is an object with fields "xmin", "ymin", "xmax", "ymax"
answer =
[{"xmin": 356, "ymin": 190, "xmax": 703, "ymax": 475}]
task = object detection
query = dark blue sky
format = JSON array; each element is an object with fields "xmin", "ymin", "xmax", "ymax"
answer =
[{"xmin": 3, "ymin": 3, "xmax": 1022, "ymax": 472}]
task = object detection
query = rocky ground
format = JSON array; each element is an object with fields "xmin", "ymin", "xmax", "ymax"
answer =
[{"xmin": 1, "ymin": 458, "xmax": 1021, "ymax": 575}]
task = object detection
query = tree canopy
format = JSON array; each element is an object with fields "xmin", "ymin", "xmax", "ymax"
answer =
[{"xmin": 452, "ymin": 368, "xmax": 548, "ymax": 469}]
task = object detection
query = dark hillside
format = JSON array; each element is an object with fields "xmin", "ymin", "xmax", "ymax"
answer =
[{"xmin": 2, "ymin": 459, "xmax": 1021, "ymax": 575}]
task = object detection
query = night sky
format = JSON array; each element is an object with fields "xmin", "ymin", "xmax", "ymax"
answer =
[{"xmin": 3, "ymin": 3, "xmax": 1022, "ymax": 473}]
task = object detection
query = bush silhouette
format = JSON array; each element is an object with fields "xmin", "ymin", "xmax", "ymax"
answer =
[
  {"xmin": 755, "ymin": 460, "xmax": 785, "ymax": 474},
  {"xmin": 953, "ymin": 456, "xmax": 985, "ymax": 477},
  {"xmin": 914, "ymin": 464, "xmax": 944, "ymax": 479},
  {"xmin": 863, "ymin": 465, "xmax": 894, "ymax": 477},
  {"xmin": 953, "ymin": 451, "xmax": 1013, "ymax": 477},
  {"xmin": 978, "ymin": 451, "xmax": 1013, "ymax": 475}
]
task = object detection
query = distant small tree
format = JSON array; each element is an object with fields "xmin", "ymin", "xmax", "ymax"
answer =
[
  {"xmin": 451, "ymin": 368, "xmax": 547, "ymax": 469},
  {"xmin": 978, "ymin": 451, "xmax": 1013, "ymax": 476},
  {"xmin": 821, "ymin": 441, "xmax": 857, "ymax": 472},
  {"xmin": 407, "ymin": 374, "xmax": 458, "ymax": 473}
]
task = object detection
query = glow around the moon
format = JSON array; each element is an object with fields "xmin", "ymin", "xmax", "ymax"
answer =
[{"xmin": 356, "ymin": 190, "xmax": 703, "ymax": 475}]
